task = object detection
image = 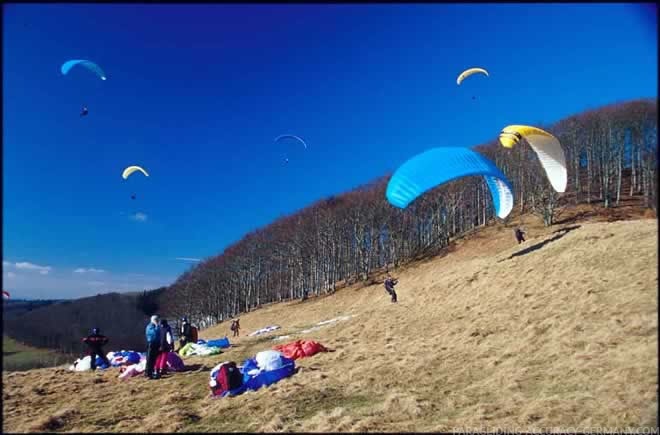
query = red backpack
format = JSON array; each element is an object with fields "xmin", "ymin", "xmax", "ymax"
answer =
[
  {"xmin": 190, "ymin": 326, "xmax": 199, "ymax": 343},
  {"xmin": 211, "ymin": 362, "xmax": 243, "ymax": 397}
]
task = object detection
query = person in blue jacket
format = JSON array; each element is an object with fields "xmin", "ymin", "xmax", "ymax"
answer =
[{"xmin": 145, "ymin": 315, "xmax": 161, "ymax": 380}]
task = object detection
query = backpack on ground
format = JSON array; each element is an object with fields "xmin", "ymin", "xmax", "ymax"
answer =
[
  {"xmin": 190, "ymin": 326, "xmax": 198, "ymax": 343},
  {"xmin": 210, "ymin": 362, "xmax": 243, "ymax": 397}
]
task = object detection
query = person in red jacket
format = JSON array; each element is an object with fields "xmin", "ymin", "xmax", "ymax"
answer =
[{"xmin": 82, "ymin": 327, "xmax": 110, "ymax": 370}]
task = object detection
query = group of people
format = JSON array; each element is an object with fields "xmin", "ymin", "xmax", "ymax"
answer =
[
  {"xmin": 145, "ymin": 315, "xmax": 199, "ymax": 379},
  {"xmin": 144, "ymin": 315, "xmax": 175, "ymax": 380},
  {"xmin": 81, "ymin": 315, "xmax": 199, "ymax": 380}
]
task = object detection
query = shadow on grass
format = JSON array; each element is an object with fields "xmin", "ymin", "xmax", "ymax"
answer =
[
  {"xmin": 181, "ymin": 364, "xmax": 206, "ymax": 373},
  {"xmin": 500, "ymin": 225, "xmax": 581, "ymax": 262}
]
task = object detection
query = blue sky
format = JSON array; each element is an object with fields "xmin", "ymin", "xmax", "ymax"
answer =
[{"xmin": 2, "ymin": 3, "xmax": 657, "ymax": 299}]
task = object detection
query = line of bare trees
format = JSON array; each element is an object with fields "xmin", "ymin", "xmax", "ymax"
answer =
[{"xmin": 154, "ymin": 99, "xmax": 656, "ymax": 328}]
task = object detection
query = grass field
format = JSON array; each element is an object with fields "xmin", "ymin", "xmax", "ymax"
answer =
[
  {"xmin": 3, "ymin": 335, "xmax": 72, "ymax": 372},
  {"xmin": 2, "ymin": 213, "xmax": 657, "ymax": 432}
]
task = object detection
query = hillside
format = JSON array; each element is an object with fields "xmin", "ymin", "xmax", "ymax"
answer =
[
  {"xmin": 2, "ymin": 336, "xmax": 72, "ymax": 372},
  {"xmin": 2, "ymin": 214, "xmax": 657, "ymax": 432}
]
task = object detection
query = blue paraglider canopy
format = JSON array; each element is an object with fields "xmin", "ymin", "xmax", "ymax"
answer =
[
  {"xmin": 386, "ymin": 146, "xmax": 514, "ymax": 219},
  {"xmin": 61, "ymin": 59, "xmax": 107, "ymax": 80}
]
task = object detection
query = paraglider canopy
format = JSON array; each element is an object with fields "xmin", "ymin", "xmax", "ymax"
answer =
[
  {"xmin": 122, "ymin": 166, "xmax": 149, "ymax": 180},
  {"xmin": 386, "ymin": 146, "xmax": 514, "ymax": 219},
  {"xmin": 61, "ymin": 59, "xmax": 107, "ymax": 81},
  {"xmin": 456, "ymin": 67, "xmax": 489, "ymax": 85},
  {"xmin": 275, "ymin": 134, "xmax": 308, "ymax": 149},
  {"xmin": 2, "ymin": 290, "xmax": 9, "ymax": 299},
  {"xmin": 498, "ymin": 125, "xmax": 567, "ymax": 193}
]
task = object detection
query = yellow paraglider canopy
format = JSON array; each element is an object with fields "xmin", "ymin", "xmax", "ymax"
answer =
[
  {"xmin": 122, "ymin": 165, "xmax": 149, "ymax": 180},
  {"xmin": 498, "ymin": 125, "xmax": 567, "ymax": 193},
  {"xmin": 456, "ymin": 67, "xmax": 489, "ymax": 85}
]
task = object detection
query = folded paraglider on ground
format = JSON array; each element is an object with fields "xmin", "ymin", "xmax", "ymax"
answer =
[
  {"xmin": 178, "ymin": 342, "xmax": 223, "ymax": 357},
  {"xmin": 248, "ymin": 325, "xmax": 280, "ymax": 337},
  {"xmin": 273, "ymin": 340, "xmax": 330, "ymax": 361},
  {"xmin": 209, "ymin": 350, "xmax": 296, "ymax": 398},
  {"xmin": 196, "ymin": 337, "xmax": 231, "ymax": 348}
]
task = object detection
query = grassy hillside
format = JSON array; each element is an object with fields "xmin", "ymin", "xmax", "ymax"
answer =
[
  {"xmin": 2, "ymin": 336, "xmax": 72, "ymax": 372},
  {"xmin": 2, "ymin": 213, "xmax": 656, "ymax": 432}
]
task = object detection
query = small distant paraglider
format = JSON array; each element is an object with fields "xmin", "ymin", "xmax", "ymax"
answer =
[
  {"xmin": 122, "ymin": 166, "xmax": 148, "ymax": 201},
  {"xmin": 122, "ymin": 165, "xmax": 149, "ymax": 180},
  {"xmin": 80, "ymin": 106, "xmax": 89, "ymax": 117},
  {"xmin": 275, "ymin": 134, "xmax": 307, "ymax": 164},
  {"xmin": 61, "ymin": 59, "xmax": 107, "ymax": 81},
  {"xmin": 2, "ymin": 290, "xmax": 10, "ymax": 299},
  {"xmin": 456, "ymin": 67, "xmax": 489, "ymax": 85}
]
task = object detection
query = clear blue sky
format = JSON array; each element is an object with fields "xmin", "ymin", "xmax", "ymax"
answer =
[{"xmin": 2, "ymin": 3, "xmax": 657, "ymax": 299}]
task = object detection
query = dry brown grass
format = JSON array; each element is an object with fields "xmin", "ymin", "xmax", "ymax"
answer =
[{"xmin": 3, "ymin": 214, "xmax": 657, "ymax": 433}]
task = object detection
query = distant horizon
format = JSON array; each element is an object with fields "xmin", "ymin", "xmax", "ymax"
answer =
[{"xmin": 3, "ymin": 3, "xmax": 657, "ymax": 299}]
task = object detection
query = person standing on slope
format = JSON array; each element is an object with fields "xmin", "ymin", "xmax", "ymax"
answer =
[
  {"xmin": 179, "ymin": 317, "xmax": 194, "ymax": 349},
  {"xmin": 230, "ymin": 319, "xmax": 241, "ymax": 338},
  {"xmin": 384, "ymin": 273, "xmax": 398, "ymax": 303},
  {"xmin": 145, "ymin": 315, "xmax": 161, "ymax": 380},
  {"xmin": 514, "ymin": 228, "xmax": 526, "ymax": 244},
  {"xmin": 155, "ymin": 318, "xmax": 174, "ymax": 377},
  {"xmin": 82, "ymin": 327, "xmax": 110, "ymax": 370}
]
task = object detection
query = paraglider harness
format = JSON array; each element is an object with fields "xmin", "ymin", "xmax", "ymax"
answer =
[{"xmin": 210, "ymin": 361, "xmax": 243, "ymax": 397}]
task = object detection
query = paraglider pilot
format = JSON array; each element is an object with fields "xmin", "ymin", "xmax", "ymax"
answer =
[
  {"xmin": 384, "ymin": 273, "xmax": 398, "ymax": 303},
  {"xmin": 179, "ymin": 317, "xmax": 194, "ymax": 349},
  {"xmin": 145, "ymin": 315, "xmax": 161, "ymax": 379},
  {"xmin": 230, "ymin": 318, "xmax": 241, "ymax": 337},
  {"xmin": 155, "ymin": 319, "xmax": 174, "ymax": 377},
  {"xmin": 514, "ymin": 228, "xmax": 526, "ymax": 244},
  {"xmin": 80, "ymin": 106, "xmax": 88, "ymax": 117},
  {"xmin": 82, "ymin": 327, "xmax": 110, "ymax": 370}
]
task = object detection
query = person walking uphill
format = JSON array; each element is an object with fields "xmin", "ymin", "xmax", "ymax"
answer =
[
  {"xmin": 155, "ymin": 319, "xmax": 173, "ymax": 377},
  {"xmin": 384, "ymin": 273, "xmax": 398, "ymax": 303},
  {"xmin": 514, "ymin": 228, "xmax": 526, "ymax": 244},
  {"xmin": 145, "ymin": 315, "xmax": 161, "ymax": 380},
  {"xmin": 82, "ymin": 327, "xmax": 110, "ymax": 370}
]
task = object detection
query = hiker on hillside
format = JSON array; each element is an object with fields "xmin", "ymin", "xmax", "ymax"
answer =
[
  {"xmin": 82, "ymin": 327, "xmax": 110, "ymax": 370},
  {"xmin": 230, "ymin": 319, "xmax": 241, "ymax": 337},
  {"xmin": 179, "ymin": 317, "xmax": 194, "ymax": 349},
  {"xmin": 155, "ymin": 319, "xmax": 174, "ymax": 377},
  {"xmin": 145, "ymin": 315, "xmax": 161, "ymax": 380},
  {"xmin": 384, "ymin": 273, "xmax": 398, "ymax": 303},
  {"xmin": 514, "ymin": 228, "xmax": 526, "ymax": 244}
]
